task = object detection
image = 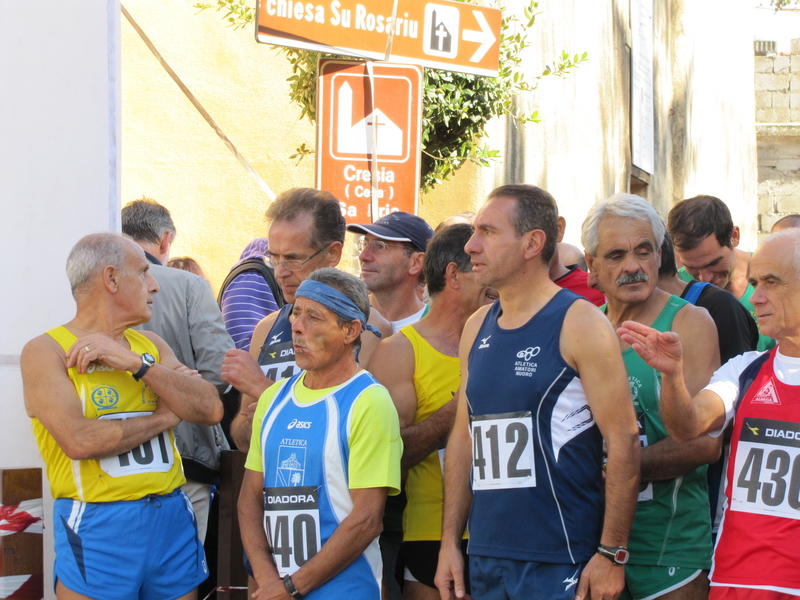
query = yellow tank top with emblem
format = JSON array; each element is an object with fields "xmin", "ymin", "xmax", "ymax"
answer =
[
  {"xmin": 32, "ymin": 326, "xmax": 185, "ymax": 502},
  {"xmin": 400, "ymin": 325, "xmax": 466, "ymax": 541}
]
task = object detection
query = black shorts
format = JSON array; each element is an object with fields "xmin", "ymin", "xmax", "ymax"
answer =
[{"xmin": 396, "ymin": 539, "xmax": 470, "ymax": 590}]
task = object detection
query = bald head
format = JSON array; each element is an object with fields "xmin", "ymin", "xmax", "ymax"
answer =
[
  {"xmin": 758, "ymin": 229, "xmax": 800, "ymax": 277},
  {"xmin": 66, "ymin": 233, "xmax": 140, "ymax": 299},
  {"xmin": 771, "ymin": 214, "xmax": 800, "ymax": 234}
]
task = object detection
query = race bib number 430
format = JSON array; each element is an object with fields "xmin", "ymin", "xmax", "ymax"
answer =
[
  {"xmin": 470, "ymin": 411, "xmax": 535, "ymax": 490},
  {"xmin": 263, "ymin": 486, "xmax": 321, "ymax": 576},
  {"xmin": 732, "ymin": 417, "xmax": 800, "ymax": 520},
  {"xmin": 98, "ymin": 411, "xmax": 175, "ymax": 477}
]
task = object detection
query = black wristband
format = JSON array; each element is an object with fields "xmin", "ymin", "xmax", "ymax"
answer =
[{"xmin": 283, "ymin": 574, "xmax": 304, "ymax": 599}]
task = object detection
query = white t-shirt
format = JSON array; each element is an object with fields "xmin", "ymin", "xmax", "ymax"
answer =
[
  {"xmin": 704, "ymin": 348, "xmax": 800, "ymax": 435},
  {"xmin": 389, "ymin": 305, "xmax": 427, "ymax": 335}
]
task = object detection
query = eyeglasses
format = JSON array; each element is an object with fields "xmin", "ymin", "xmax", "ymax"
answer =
[
  {"xmin": 266, "ymin": 246, "xmax": 326, "ymax": 271},
  {"xmin": 357, "ymin": 238, "xmax": 415, "ymax": 253}
]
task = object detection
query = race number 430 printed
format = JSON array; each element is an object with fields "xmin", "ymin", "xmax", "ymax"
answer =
[
  {"xmin": 263, "ymin": 486, "xmax": 322, "ymax": 576},
  {"xmin": 98, "ymin": 411, "xmax": 174, "ymax": 477},
  {"xmin": 470, "ymin": 411, "xmax": 535, "ymax": 490},
  {"xmin": 732, "ymin": 417, "xmax": 800, "ymax": 519}
]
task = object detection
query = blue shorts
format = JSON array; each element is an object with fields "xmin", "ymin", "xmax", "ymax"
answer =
[
  {"xmin": 469, "ymin": 555, "xmax": 587, "ymax": 600},
  {"xmin": 54, "ymin": 489, "xmax": 208, "ymax": 600}
]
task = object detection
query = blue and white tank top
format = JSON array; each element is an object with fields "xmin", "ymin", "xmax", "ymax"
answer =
[
  {"xmin": 258, "ymin": 371, "xmax": 382, "ymax": 599},
  {"xmin": 257, "ymin": 304, "xmax": 298, "ymax": 383},
  {"xmin": 466, "ymin": 289, "xmax": 604, "ymax": 564}
]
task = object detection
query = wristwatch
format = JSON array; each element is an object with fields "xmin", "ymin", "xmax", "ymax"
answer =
[
  {"xmin": 597, "ymin": 544, "xmax": 630, "ymax": 566},
  {"xmin": 283, "ymin": 574, "xmax": 304, "ymax": 599},
  {"xmin": 132, "ymin": 353, "xmax": 156, "ymax": 381}
]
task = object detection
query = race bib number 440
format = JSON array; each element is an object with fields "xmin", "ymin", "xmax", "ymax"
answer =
[
  {"xmin": 470, "ymin": 411, "xmax": 535, "ymax": 490},
  {"xmin": 98, "ymin": 411, "xmax": 175, "ymax": 477},
  {"xmin": 732, "ymin": 417, "xmax": 800, "ymax": 520},
  {"xmin": 263, "ymin": 486, "xmax": 321, "ymax": 576}
]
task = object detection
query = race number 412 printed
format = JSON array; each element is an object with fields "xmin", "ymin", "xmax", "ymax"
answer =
[{"xmin": 470, "ymin": 411, "xmax": 535, "ymax": 490}]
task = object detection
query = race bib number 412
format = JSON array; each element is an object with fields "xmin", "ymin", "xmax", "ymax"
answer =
[
  {"xmin": 732, "ymin": 417, "xmax": 800, "ymax": 520},
  {"xmin": 470, "ymin": 411, "xmax": 535, "ymax": 490},
  {"xmin": 263, "ymin": 486, "xmax": 321, "ymax": 576}
]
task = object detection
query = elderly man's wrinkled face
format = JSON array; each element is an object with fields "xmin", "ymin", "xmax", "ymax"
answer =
[
  {"xmin": 290, "ymin": 297, "xmax": 354, "ymax": 372},
  {"xmin": 748, "ymin": 237, "xmax": 800, "ymax": 341},
  {"xmin": 588, "ymin": 216, "xmax": 660, "ymax": 306},
  {"xmin": 118, "ymin": 242, "xmax": 159, "ymax": 323}
]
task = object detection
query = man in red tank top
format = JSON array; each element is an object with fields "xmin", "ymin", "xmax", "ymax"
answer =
[{"xmin": 618, "ymin": 229, "xmax": 800, "ymax": 599}]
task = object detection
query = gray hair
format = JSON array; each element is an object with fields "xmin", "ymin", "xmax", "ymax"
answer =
[
  {"xmin": 121, "ymin": 197, "xmax": 176, "ymax": 245},
  {"xmin": 307, "ymin": 267, "xmax": 370, "ymax": 352},
  {"xmin": 581, "ymin": 194, "xmax": 666, "ymax": 257},
  {"xmin": 66, "ymin": 233, "xmax": 129, "ymax": 299},
  {"xmin": 761, "ymin": 229, "xmax": 800, "ymax": 278}
]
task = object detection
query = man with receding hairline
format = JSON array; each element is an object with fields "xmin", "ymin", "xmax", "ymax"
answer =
[
  {"xmin": 436, "ymin": 184, "xmax": 640, "ymax": 600},
  {"xmin": 771, "ymin": 214, "xmax": 800, "ymax": 233},
  {"xmin": 619, "ymin": 229, "xmax": 800, "ymax": 599},
  {"xmin": 20, "ymin": 232, "xmax": 222, "ymax": 600}
]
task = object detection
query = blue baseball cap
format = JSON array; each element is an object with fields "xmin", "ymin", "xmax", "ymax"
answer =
[{"xmin": 347, "ymin": 212, "xmax": 435, "ymax": 252}]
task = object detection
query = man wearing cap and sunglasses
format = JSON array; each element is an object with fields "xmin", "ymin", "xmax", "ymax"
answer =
[
  {"xmin": 348, "ymin": 212, "xmax": 435, "ymax": 334},
  {"xmin": 222, "ymin": 188, "xmax": 391, "ymax": 454},
  {"xmin": 238, "ymin": 267, "xmax": 402, "ymax": 600}
]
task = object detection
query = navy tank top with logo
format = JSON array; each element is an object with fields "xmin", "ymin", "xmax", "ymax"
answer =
[
  {"xmin": 257, "ymin": 304, "xmax": 298, "ymax": 383},
  {"xmin": 466, "ymin": 289, "xmax": 604, "ymax": 564}
]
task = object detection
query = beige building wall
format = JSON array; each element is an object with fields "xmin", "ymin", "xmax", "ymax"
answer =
[
  {"xmin": 122, "ymin": 0, "xmax": 486, "ymax": 290},
  {"xmin": 123, "ymin": 0, "xmax": 760, "ymax": 284}
]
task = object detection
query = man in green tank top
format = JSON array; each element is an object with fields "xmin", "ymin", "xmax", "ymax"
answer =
[{"xmin": 583, "ymin": 194, "xmax": 722, "ymax": 600}]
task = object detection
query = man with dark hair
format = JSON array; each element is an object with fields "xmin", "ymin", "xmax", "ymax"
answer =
[
  {"xmin": 771, "ymin": 213, "xmax": 800, "ymax": 233},
  {"xmin": 619, "ymin": 229, "xmax": 800, "ymax": 598},
  {"xmin": 239, "ymin": 267, "xmax": 400, "ymax": 600},
  {"xmin": 583, "ymin": 194, "xmax": 720, "ymax": 600},
  {"xmin": 668, "ymin": 195, "xmax": 773, "ymax": 351},
  {"xmin": 369, "ymin": 224, "xmax": 496, "ymax": 600},
  {"xmin": 222, "ymin": 188, "xmax": 390, "ymax": 453},
  {"xmin": 347, "ymin": 212, "xmax": 435, "ymax": 334},
  {"xmin": 21, "ymin": 233, "xmax": 222, "ymax": 600},
  {"xmin": 436, "ymin": 184, "xmax": 640, "ymax": 600},
  {"xmin": 122, "ymin": 197, "xmax": 234, "ymax": 542}
]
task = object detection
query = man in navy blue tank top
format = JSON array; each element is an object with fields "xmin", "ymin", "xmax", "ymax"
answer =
[{"xmin": 435, "ymin": 185, "xmax": 641, "ymax": 600}]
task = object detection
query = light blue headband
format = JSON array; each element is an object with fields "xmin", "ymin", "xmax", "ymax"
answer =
[{"xmin": 295, "ymin": 279, "xmax": 381, "ymax": 338}]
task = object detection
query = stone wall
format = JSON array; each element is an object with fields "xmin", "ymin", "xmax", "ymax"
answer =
[{"xmin": 756, "ymin": 39, "xmax": 800, "ymax": 236}]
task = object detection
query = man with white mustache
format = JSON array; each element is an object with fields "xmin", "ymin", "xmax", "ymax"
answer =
[{"xmin": 582, "ymin": 194, "xmax": 721, "ymax": 600}]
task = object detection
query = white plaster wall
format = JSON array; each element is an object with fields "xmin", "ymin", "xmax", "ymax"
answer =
[
  {"xmin": 0, "ymin": 1, "xmax": 120, "ymax": 596},
  {"xmin": 678, "ymin": 0, "xmax": 759, "ymax": 251},
  {"xmin": 485, "ymin": 0, "xmax": 758, "ymax": 251}
]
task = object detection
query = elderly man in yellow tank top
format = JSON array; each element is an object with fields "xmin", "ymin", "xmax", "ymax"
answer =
[
  {"xmin": 20, "ymin": 233, "xmax": 223, "ymax": 600},
  {"xmin": 369, "ymin": 224, "xmax": 497, "ymax": 600}
]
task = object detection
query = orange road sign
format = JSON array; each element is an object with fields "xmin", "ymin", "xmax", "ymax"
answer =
[
  {"xmin": 317, "ymin": 59, "xmax": 422, "ymax": 222},
  {"xmin": 257, "ymin": 0, "xmax": 501, "ymax": 77}
]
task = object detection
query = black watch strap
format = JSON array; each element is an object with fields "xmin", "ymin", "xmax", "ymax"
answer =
[
  {"xmin": 597, "ymin": 544, "xmax": 630, "ymax": 565},
  {"xmin": 283, "ymin": 574, "xmax": 304, "ymax": 599},
  {"xmin": 132, "ymin": 353, "xmax": 155, "ymax": 381}
]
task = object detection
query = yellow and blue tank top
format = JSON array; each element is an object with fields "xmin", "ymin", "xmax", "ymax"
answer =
[
  {"xmin": 399, "ymin": 325, "xmax": 462, "ymax": 542},
  {"xmin": 33, "ymin": 326, "xmax": 184, "ymax": 502}
]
